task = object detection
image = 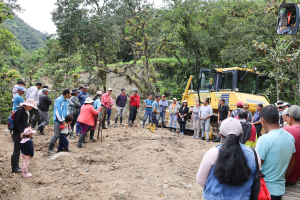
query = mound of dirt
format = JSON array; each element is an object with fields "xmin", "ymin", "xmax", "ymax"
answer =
[{"xmin": 0, "ymin": 124, "xmax": 216, "ymax": 199}]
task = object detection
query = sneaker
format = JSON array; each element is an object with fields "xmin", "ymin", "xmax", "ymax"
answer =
[
  {"xmin": 195, "ymin": 136, "xmax": 199, "ymax": 139},
  {"xmin": 201, "ymin": 137, "xmax": 205, "ymax": 140},
  {"xmin": 192, "ymin": 135, "xmax": 196, "ymax": 138},
  {"xmin": 206, "ymin": 139, "xmax": 209, "ymax": 142}
]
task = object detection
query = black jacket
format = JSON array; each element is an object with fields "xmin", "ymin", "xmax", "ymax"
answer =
[
  {"xmin": 178, "ymin": 106, "xmax": 189, "ymax": 124},
  {"xmin": 38, "ymin": 94, "xmax": 52, "ymax": 111},
  {"xmin": 14, "ymin": 107, "xmax": 28, "ymax": 134},
  {"xmin": 20, "ymin": 140, "xmax": 34, "ymax": 157}
]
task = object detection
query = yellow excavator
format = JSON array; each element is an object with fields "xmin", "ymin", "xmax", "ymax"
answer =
[{"xmin": 165, "ymin": 66, "xmax": 270, "ymax": 133}]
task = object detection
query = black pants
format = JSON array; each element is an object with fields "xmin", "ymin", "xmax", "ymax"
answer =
[
  {"xmin": 12, "ymin": 131, "xmax": 21, "ymax": 156},
  {"xmin": 129, "ymin": 106, "xmax": 138, "ymax": 121},
  {"xmin": 254, "ymin": 124, "xmax": 262, "ymax": 138},
  {"xmin": 180, "ymin": 123, "xmax": 186, "ymax": 133},
  {"xmin": 70, "ymin": 113, "xmax": 79, "ymax": 130},
  {"xmin": 30, "ymin": 108, "xmax": 40, "ymax": 127},
  {"xmin": 271, "ymin": 195, "xmax": 282, "ymax": 200}
]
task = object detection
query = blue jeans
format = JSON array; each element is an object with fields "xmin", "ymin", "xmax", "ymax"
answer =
[
  {"xmin": 169, "ymin": 115, "xmax": 177, "ymax": 128},
  {"xmin": 107, "ymin": 108, "xmax": 112, "ymax": 122},
  {"xmin": 143, "ymin": 110, "xmax": 152, "ymax": 123},
  {"xmin": 157, "ymin": 112, "xmax": 165, "ymax": 127},
  {"xmin": 180, "ymin": 123, "xmax": 186, "ymax": 133},
  {"xmin": 58, "ymin": 133, "xmax": 69, "ymax": 151},
  {"xmin": 76, "ymin": 109, "xmax": 81, "ymax": 133}
]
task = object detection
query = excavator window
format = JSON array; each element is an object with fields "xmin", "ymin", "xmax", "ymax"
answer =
[
  {"xmin": 219, "ymin": 72, "xmax": 233, "ymax": 91},
  {"xmin": 277, "ymin": 4, "xmax": 299, "ymax": 35},
  {"xmin": 236, "ymin": 71, "xmax": 257, "ymax": 94},
  {"xmin": 199, "ymin": 71, "xmax": 215, "ymax": 93}
]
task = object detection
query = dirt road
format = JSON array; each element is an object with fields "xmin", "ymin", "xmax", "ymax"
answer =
[{"xmin": 0, "ymin": 124, "xmax": 217, "ymax": 200}]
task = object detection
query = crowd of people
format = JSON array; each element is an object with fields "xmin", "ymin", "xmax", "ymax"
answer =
[
  {"xmin": 9, "ymin": 81, "xmax": 300, "ymax": 200},
  {"xmin": 196, "ymin": 100, "xmax": 300, "ymax": 200}
]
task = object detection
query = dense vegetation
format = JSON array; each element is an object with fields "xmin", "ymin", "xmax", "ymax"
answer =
[{"xmin": 2, "ymin": 0, "xmax": 300, "ymax": 123}]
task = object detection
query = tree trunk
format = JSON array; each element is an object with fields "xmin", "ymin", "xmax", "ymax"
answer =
[{"xmin": 276, "ymin": 62, "xmax": 279, "ymax": 101}]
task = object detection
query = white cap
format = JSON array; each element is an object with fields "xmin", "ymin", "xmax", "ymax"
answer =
[
  {"xmin": 182, "ymin": 100, "xmax": 188, "ymax": 103},
  {"xmin": 220, "ymin": 117, "xmax": 243, "ymax": 137},
  {"xmin": 84, "ymin": 97, "xmax": 93, "ymax": 104},
  {"xmin": 173, "ymin": 98, "xmax": 177, "ymax": 101},
  {"xmin": 107, "ymin": 88, "xmax": 112, "ymax": 91}
]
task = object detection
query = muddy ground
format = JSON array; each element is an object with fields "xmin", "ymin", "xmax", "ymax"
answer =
[{"xmin": 0, "ymin": 123, "xmax": 219, "ymax": 200}]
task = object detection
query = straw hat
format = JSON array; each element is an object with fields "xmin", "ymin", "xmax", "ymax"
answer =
[{"xmin": 20, "ymin": 99, "xmax": 37, "ymax": 109}]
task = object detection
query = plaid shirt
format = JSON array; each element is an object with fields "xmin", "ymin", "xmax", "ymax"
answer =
[{"xmin": 68, "ymin": 96, "xmax": 81, "ymax": 115}]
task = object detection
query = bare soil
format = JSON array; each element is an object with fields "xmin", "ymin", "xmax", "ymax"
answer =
[{"xmin": 0, "ymin": 124, "xmax": 218, "ymax": 200}]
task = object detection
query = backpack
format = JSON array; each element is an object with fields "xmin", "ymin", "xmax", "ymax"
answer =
[
  {"xmin": 232, "ymin": 108, "xmax": 242, "ymax": 118},
  {"xmin": 7, "ymin": 107, "xmax": 22, "ymax": 130},
  {"xmin": 250, "ymin": 148, "xmax": 271, "ymax": 200}
]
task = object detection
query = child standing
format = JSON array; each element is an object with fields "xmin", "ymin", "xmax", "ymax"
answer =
[
  {"xmin": 57, "ymin": 115, "xmax": 74, "ymax": 152},
  {"xmin": 20, "ymin": 128, "xmax": 35, "ymax": 178}
]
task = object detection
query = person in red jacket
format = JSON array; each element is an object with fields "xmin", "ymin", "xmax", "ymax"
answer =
[
  {"xmin": 128, "ymin": 89, "xmax": 140, "ymax": 127},
  {"xmin": 77, "ymin": 97, "xmax": 101, "ymax": 148}
]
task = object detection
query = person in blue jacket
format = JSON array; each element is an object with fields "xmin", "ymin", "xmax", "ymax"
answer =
[{"xmin": 47, "ymin": 89, "xmax": 71, "ymax": 154}]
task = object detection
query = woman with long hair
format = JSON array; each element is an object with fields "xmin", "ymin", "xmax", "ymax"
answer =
[
  {"xmin": 178, "ymin": 100, "xmax": 189, "ymax": 135},
  {"xmin": 196, "ymin": 117, "xmax": 261, "ymax": 199},
  {"xmin": 192, "ymin": 100, "xmax": 201, "ymax": 139}
]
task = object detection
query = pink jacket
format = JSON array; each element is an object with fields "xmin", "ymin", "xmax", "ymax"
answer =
[
  {"xmin": 107, "ymin": 98, "xmax": 114, "ymax": 109},
  {"xmin": 101, "ymin": 93, "xmax": 112, "ymax": 108},
  {"xmin": 77, "ymin": 104, "xmax": 101, "ymax": 126}
]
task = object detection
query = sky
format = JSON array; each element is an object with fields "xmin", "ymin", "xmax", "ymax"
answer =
[{"xmin": 17, "ymin": 0, "xmax": 165, "ymax": 35}]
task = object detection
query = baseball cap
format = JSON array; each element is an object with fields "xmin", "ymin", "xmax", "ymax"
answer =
[
  {"xmin": 282, "ymin": 102, "xmax": 288, "ymax": 107},
  {"xmin": 219, "ymin": 98, "xmax": 225, "ymax": 102},
  {"xmin": 277, "ymin": 100, "xmax": 284, "ymax": 105},
  {"xmin": 287, "ymin": 105, "xmax": 300, "ymax": 118},
  {"xmin": 173, "ymin": 98, "xmax": 177, "ymax": 101},
  {"xmin": 42, "ymin": 88, "xmax": 51, "ymax": 93},
  {"xmin": 17, "ymin": 86, "xmax": 26, "ymax": 92},
  {"xmin": 287, "ymin": 103, "xmax": 292, "ymax": 107},
  {"xmin": 133, "ymin": 89, "xmax": 138, "ymax": 92},
  {"xmin": 23, "ymin": 127, "xmax": 36, "ymax": 136},
  {"xmin": 220, "ymin": 117, "xmax": 242, "ymax": 137},
  {"xmin": 108, "ymin": 88, "xmax": 113, "ymax": 91},
  {"xmin": 236, "ymin": 101, "xmax": 244, "ymax": 107},
  {"xmin": 97, "ymin": 91, "xmax": 103, "ymax": 96}
]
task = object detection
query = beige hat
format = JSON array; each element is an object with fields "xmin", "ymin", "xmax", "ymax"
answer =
[
  {"xmin": 97, "ymin": 91, "xmax": 103, "ymax": 96},
  {"xmin": 84, "ymin": 97, "xmax": 93, "ymax": 104},
  {"xmin": 287, "ymin": 105, "xmax": 300, "ymax": 118},
  {"xmin": 173, "ymin": 98, "xmax": 177, "ymax": 101},
  {"xmin": 20, "ymin": 99, "xmax": 37, "ymax": 109},
  {"xmin": 220, "ymin": 117, "xmax": 242, "ymax": 137},
  {"xmin": 282, "ymin": 108, "xmax": 289, "ymax": 116}
]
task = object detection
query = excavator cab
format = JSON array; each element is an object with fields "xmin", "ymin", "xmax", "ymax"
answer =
[{"xmin": 277, "ymin": 3, "xmax": 299, "ymax": 35}]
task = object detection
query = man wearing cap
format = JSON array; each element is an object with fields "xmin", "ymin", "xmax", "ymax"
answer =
[
  {"xmin": 230, "ymin": 101, "xmax": 243, "ymax": 118},
  {"xmin": 168, "ymin": 98, "xmax": 180, "ymax": 133},
  {"xmin": 12, "ymin": 80, "xmax": 25, "ymax": 104},
  {"xmin": 255, "ymin": 105, "xmax": 295, "ymax": 199},
  {"xmin": 142, "ymin": 94, "xmax": 153, "ymax": 128},
  {"xmin": 281, "ymin": 108, "xmax": 289, "ymax": 127},
  {"xmin": 283, "ymin": 105, "xmax": 300, "ymax": 186},
  {"xmin": 148, "ymin": 95, "xmax": 160, "ymax": 132},
  {"xmin": 48, "ymin": 89, "xmax": 71, "ymax": 154},
  {"xmin": 12, "ymin": 86, "xmax": 26, "ymax": 112},
  {"xmin": 252, "ymin": 103, "xmax": 263, "ymax": 138},
  {"xmin": 200, "ymin": 99, "xmax": 213, "ymax": 142},
  {"xmin": 128, "ymin": 89, "xmax": 140, "ymax": 126},
  {"xmin": 279, "ymin": 102, "xmax": 289, "ymax": 127},
  {"xmin": 101, "ymin": 88, "xmax": 113, "ymax": 129},
  {"xmin": 157, "ymin": 95, "xmax": 168, "ymax": 130},
  {"xmin": 242, "ymin": 103, "xmax": 252, "ymax": 123},
  {"xmin": 25, "ymin": 82, "xmax": 42, "ymax": 129},
  {"xmin": 276, "ymin": 100, "xmax": 284, "ymax": 111},
  {"xmin": 114, "ymin": 88, "xmax": 127, "ymax": 127},
  {"xmin": 68, "ymin": 89, "xmax": 81, "ymax": 138},
  {"xmin": 38, "ymin": 85, "xmax": 49, "ymax": 102},
  {"xmin": 214, "ymin": 99, "xmax": 230, "ymax": 142},
  {"xmin": 36, "ymin": 88, "xmax": 52, "ymax": 135},
  {"xmin": 76, "ymin": 85, "xmax": 90, "ymax": 134}
]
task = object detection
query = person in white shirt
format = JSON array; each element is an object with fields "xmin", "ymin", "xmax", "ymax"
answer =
[
  {"xmin": 25, "ymin": 82, "xmax": 42, "ymax": 128},
  {"xmin": 200, "ymin": 99, "xmax": 213, "ymax": 142}
]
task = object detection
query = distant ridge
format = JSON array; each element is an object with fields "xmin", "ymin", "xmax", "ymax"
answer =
[{"xmin": 4, "ymin": 15, "xmax": 48, "ymax": 51}]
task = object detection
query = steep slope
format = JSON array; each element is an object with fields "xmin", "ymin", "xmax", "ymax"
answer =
[{"xmin": 4, "ymin": 15, "xmax": 48, "ymax": 51}]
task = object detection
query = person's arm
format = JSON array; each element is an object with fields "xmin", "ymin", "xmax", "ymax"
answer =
[
  {"xmin": 90, "ymin": 105, "xmax": 101, "ymax": 115},
  {"xmin": 14, "ymin": 108, "xmax": 24, "ymax": 136},
  {"xmin": 286, "ymin": 153, "xmax": 296, "ymax": 178},
  {"xmin": 255, "ymin": 136, "xmax": 267, "ymax": 169},
  {"xmin": 205, "ymin": 107, "xmax": 212, "ymax": 121},
  {"xmin": 196, "ymin": 147, "xmax": 218, "ymax": 187},
  {"xmin": 183, "ymin": 107, "xmax": 188, "ymax": 117},
  {"xmin": 227, "ymin": 111, "xmax": 230, "ymax": 118},
  {"xmin": 46, "ymin": 96, "xmax": 52, "ymax": 105},
  {"xmin": 116, "ymin": 95, "xmax": 120, "ymax": 106},
  {"xmin": 74, "ymin": 97, "xmax": 81, "ymax": 107},
  {"xmin": 218, "ymin": 111, "xmax": 220, "ymax": 124}
]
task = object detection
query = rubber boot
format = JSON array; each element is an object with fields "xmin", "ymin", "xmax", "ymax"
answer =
[
  {"xmin": 108, "ymin": 121, "xmax": 111, "ymax": 127},
  {"xmin": 69, "ymin": 127, "xmax": 76, "ymax": 139},
  {"xmin": 147, "ymin": 123, "xmax": 152, "ymax": 130},
  {"xmin": 22, "ymin": 168, "xmax": 32, "ymax": 178},
  {"xmin": 11, "ymin": 155, "xmax": 21, "ymax": 173},
  {"xmin": 142, "ymin": 121, "xmax": 146, "ymax": 128},
  {"xmin": 113, "ymin": 118, "xmax": 118, "ymax": 127},
  {"xmin": 174, "ymin": 128, "xmax": 176, "ymax": 133},
  {"xmin": 90, "ymin": 130, "xmax": 96, "ymax": 142},
  {"xmin": 47, "ymin": 143, "xmax": 55, "ymax": 154},
  {"xmin": 102, "ymin": 120, "xmax": 108, "ymax": 129},
  {"xmin": 120, "ymin": 117, "xmax": 123, "ymax": 126},
  {"xmin": 169, "ymin": 127, "xmax": 172, "ymax": 132},
  {"xmin": 150, "ymin": 124, "xmax": 156, "ymax": 133},
  {"xmin": 36, "ymin": 125, "xmax": 45, "ymax": 135},
  {"xmin": 161, "ymin": 122, "xmax": 164, "ymax": 130},
  {"xmin": 77, "ymin": 134, "xmax": 85, "ymax": 148}
]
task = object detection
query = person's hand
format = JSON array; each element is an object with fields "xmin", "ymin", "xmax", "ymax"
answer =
[
  {"xmin": 218, "ymin": 121, "xmax": 220, "ymax": 125},
  {"xmin": 200, "ymin": 117, "xmax": 202, "ymax": 120},
  {"xmin": 191, "ymin": 116, "xmax": 193, "ymax": 120},
  {"xmin": 20, "ymin": 133, "xmax": 23, "ymax": 139},
  {"xmin": 62, "ymin": 122, "xmax": 66, "ymax": 126}
]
